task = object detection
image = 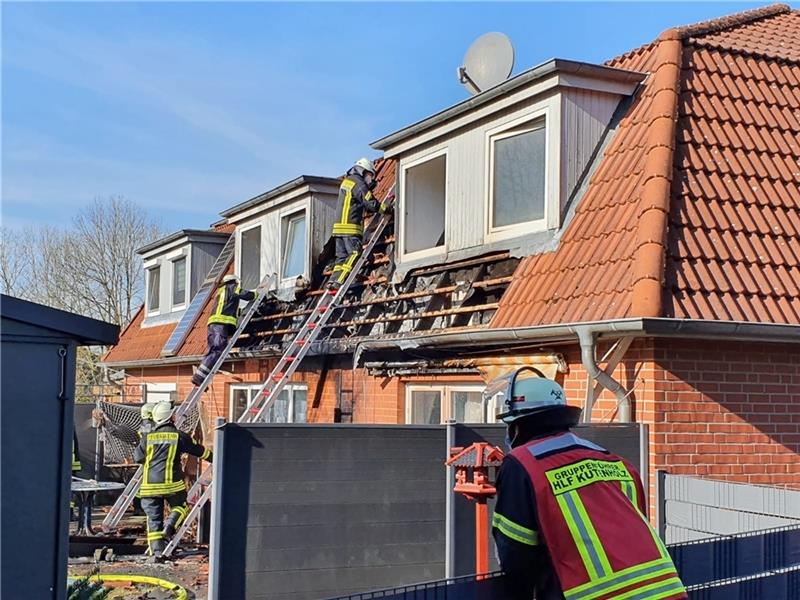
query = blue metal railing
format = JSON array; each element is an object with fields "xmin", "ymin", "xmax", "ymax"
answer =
[{"xmin": 324, "ymin": 524, "xmax": 800, "ymax": 600}]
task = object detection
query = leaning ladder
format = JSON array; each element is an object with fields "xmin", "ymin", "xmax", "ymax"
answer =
[
  {"xmin": 162, "ymin": 202, "xmax": 394, "ymax": 557},
  {"xmin": 100, "ymin": 273, "xmax": 276, "ymax": 533}
]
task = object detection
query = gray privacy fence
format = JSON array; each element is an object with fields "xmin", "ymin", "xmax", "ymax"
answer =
[
  {"xmin": 208, "ymin": 423, "xmax": 646, "ymax": 600},
  {"xmin": 657, "ymin": 472, "xmax": 800, "ymax": 544}
]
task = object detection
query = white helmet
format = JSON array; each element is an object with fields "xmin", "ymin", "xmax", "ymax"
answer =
[
  {"xmin": 222, "ymin": 274, "xmax": 239, "ymax": 284},
  {"xmin": 140, "ymin": 402, "xmax": 155, "ymax": 421},
  {"xmin": 354, "ymin": 158, "xmax": 376, "ymax": 175},
  {"xmin": 152, "ymin": 401, "xmax": 173, "ymax": 426}
]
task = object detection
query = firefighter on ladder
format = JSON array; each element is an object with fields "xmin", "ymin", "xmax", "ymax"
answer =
[
  {"xmin": 328, "ymin": 158, "xmax": 394, "ymax": 289},
  {"xmin": 133, "ymin": 401, "xmax": 213, "ymax": 558},
  {"xmin": 490, "ymin": 368, "xmax": 687, "ymax": 600},
  {"xmin": 192, "ymin": 274, "xmax": 256, "ymax": 386}
]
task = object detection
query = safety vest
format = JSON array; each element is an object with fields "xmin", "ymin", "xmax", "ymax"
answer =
[
  {"xmin": 207, "ymin": 283, "xmax": 242, "ymax": 327},
  {"xmin": 509, "ymin": 432, "xmax": 687, "ymax": 600}
]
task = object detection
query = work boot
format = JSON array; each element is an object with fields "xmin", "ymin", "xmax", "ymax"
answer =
[{"xmin": 191, "ymin": 373, "xmax": 204, "ymax": 387}]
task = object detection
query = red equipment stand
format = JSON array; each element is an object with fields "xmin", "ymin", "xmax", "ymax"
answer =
[{"xmin": 446, "ymin": 442, "xmax": 505, "ymax": 577}]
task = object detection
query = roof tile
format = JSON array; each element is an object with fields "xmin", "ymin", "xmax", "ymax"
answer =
[{"xmin": 495, "ymin": 5, "xmax": 800, "ymax": 328}]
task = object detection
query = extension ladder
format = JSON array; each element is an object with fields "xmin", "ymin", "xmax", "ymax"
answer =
[
  {"xmin": 162, "ymin": 197, "xmax": 394, "ymax": 557},
  {"xmin": 100, "ymin": 273, "xmax": 276, "ymax": 532}
]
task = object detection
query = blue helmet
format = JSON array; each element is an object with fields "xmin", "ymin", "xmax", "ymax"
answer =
[{"xmin": 492, "ymin": 367, "xmax": 577, "ymax": 423}]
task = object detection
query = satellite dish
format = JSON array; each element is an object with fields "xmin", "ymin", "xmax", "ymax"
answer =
[{"xmin": 458, "ymin": 32, "xmax": 515, "ymax": 95}]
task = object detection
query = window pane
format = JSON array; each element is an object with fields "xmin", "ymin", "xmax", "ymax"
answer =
[
  {"xmin": 452, "ymin": 391, "xmax": 484, "ymax": 423},
  {"xmin": 172, "ymin": 257, "xmax": 186, "ymax": 305},
  {"xmin": 231, "ymin": 388, "xmax": 249, "ymax": 422},
  {"xmin": 266, "ymin": 389, "xmax": 290, "ymax": 423},
  {"xmin": 282, "ymin": 215, "xmax": 306, "ymax": 279},
  {"xmin": 493, "ymin": 126, "xmax": 546, "ymax": 228},
  {"xmin": 292, "ymin": 387, "xmax": 308, "ymax": 423},
  {"xmin": 240, "ymin": 226, "xmax": 261, "ymax": 289},
  {"xmin": 404, "ymin": 155, "xmax": 446, "ymax": 254},
  {"xmin": 147, "ymin": 268, "xmax": 160, "ymax": 311},
  {"xmin": 409, "ymin": 390, "xmax": 441, "ymax": 424}
]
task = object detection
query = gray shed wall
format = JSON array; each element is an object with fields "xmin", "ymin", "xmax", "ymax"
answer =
[{"xmin": 1, "ymin": 319, "xmax": 76, "ymax": 600}]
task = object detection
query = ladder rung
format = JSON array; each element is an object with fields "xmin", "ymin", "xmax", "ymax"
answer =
[
  {"xmin": 272, "ymin": 374, "xmax": 284, "ymax": 382},
  {"xmin": 295, "ymin": 339, "xmax": 306, "ymax": 345},
  {"xmin": 283, "ymin": 356, "xmax": 295, "ymax": 362},
  {"xmin": 306, "ymin": 323, "xmax": 317, "ymax": 330}
]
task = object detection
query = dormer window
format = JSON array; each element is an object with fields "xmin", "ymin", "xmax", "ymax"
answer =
[
  {"xmin": 372, "ymin": 59, "xmax": 645, "ymax": 268},
  {"xmin": 171, "ymin": 257, "xmax": 187, "ymax": 307},
  {"xmin": 146, "ymin": 267, "xmax": 160, "ymax": 313},
  {"xmin": 239, "ymin": 224, "xmax": 262, "ymax": 289},
  {"xmin": 488, "ymin": 118, "xmax": 547, "ymax": 239},
  {"xmin": 401, "ymin": 151, "xmax": 447, "ymax": 259},
  {"xmin": 281, "ymin": 210, "xmax": 307, "ymax": 281}
]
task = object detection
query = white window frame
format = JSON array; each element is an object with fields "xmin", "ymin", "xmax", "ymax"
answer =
[
  {"xmin": 236, "ymin": 221, "xmax": 263, "ymax": 289},
  {"xmin": 145, "ymin": 265, "xmax": 161, "ymax": 316},
  {"xmin": 399, "ymin": 148, "xmax": 449, "ymax": 261},
  {"xmin": 229, "ymin": 383, "xmax": 308, "ymax": 423},
  {"xmin": 484, "ymin": 108, "xmax": 551, "ymax": 243},
  {"xmin": 278, "ymin": 206, "xmax": 309, "ymax": 287},
  {"xmin": 404, "ymin": 383, "xmax": 486, "ymax": 424},
  {"xmin": 170, "ymin": 255, "xmax": 188, "ymax": 311}
]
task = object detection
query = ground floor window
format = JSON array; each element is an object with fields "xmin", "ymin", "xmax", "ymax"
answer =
[
  {"xmin": 405, "ymin": 384, "xmax": 486, "ymax": 424},
  {"xmin": 229, "ymin": 383, "xmax": 308, "ymax": 423}
]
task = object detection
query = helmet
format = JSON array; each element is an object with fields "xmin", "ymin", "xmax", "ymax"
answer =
[
  {"xmin": 140, "ymin": 403, "xmax": 155, "ymax": 421},
  {"xmin": 152, "ymin": 401, "xmax": 173, "ymax": 426},
  {"xmin": 492, "ymin": 367, "xmax": 578, "ymax": 423},
  {"xmin": 354, "ymin": 157, "xmax": 376, "ymax": 175},
  {"xmin": 222, "ymin": 274, "xmax": 239, "ymax": 284}
]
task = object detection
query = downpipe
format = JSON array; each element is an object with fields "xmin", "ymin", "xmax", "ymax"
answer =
[{"xmin": 576, "ymin": 327, "xmax": 631, "ymax": 422}]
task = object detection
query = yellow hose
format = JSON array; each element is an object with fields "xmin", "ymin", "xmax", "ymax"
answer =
[{"xmin": 88, "ymin": 574, "xmax": 188, "ymax": 600}]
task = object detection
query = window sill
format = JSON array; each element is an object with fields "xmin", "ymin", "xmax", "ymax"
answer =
[{"xmin": 485, "ymin": 220, "xmax": 548, "ymax": 245}]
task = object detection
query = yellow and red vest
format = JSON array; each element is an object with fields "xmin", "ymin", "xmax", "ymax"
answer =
[{"xmin": 509, "ymin": 433, "xmax": 687, "ymax": 600}]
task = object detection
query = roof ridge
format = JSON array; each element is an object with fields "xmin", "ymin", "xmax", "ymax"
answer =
[
  {"xmin": 658, "ymin": 3, "xmax": 792, "ymax": 41},
  {"xmin": 689, "ymin": 38, "xmax": 800, "ymax": 66},
  {"xmin": 630, "ymin": 36, "xmax": 683, "ymax": 318}
]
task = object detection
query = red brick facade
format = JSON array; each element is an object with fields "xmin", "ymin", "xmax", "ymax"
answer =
[{"xmin": 122, "ymin": 336, "xmax": 800, "ymax": 519}]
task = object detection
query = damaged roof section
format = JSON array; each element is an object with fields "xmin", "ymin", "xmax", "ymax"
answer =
[{"xmin": 235, "ymin": 159, "xmax": 519, "ymax": 357}]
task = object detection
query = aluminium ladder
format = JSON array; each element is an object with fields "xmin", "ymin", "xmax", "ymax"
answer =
[
  {"xmin": 100, "ymin": 273, "xmax": 276, "ymax": 532},
  {"xmin": 162, "ymin": 197, "xmax": 394, "ymax": 557}
]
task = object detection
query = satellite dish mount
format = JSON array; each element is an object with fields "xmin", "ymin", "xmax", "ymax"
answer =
[{"xmin": 458, "ymin": 32, "xmax": 515, "ymax": 96}]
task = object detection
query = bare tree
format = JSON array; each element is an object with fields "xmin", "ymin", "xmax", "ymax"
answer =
[
  {"xmin": 0, "ymin": 226, "xmax": 34, "ymax": 296},
  {"xmin": 71, "ymin": 197, "xmax": 163, "ymax": 326},
  {"xmin": 3, "ymin": 197, "xmax": 162, "ymax": 327}
]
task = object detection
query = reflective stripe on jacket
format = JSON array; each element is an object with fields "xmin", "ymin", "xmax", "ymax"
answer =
[
  {"xmin": 207, "ymin": 281, "xmax": 255, "ymax": 327},
  {"xmin": 503, "ymin": 432, "xmax": 687, "ymax": 600},
  {"xmin": 133, "ymin": 422, "xmax": 213, "ymax": 497},
  {"xmin": 332, "ymin": 169, "xmax": 385, "ymax": 237}
]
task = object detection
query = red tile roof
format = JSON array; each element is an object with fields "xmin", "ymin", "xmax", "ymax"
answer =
[{"xmin": 492, "ymin": 4, "xmax": 800, "ymax": 328}]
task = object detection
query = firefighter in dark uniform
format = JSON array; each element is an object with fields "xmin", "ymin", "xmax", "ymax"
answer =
[
  {"xmin": 72, "ymin": 430, "xmax": 82, "ymax": 474},
  {"xmin": 192, "ymin": 274, "xmax": 255, "ymax": 386},
  {"xmin": 133, "ymin": 401, "xmax": 213, "ymax": 556},
  {"xmin": 328, "ymin": 158, "xmax": 393, "ymax": 288},
  {"xmin": 491, "ymin": 368, "xmax": 687, "ymax": 600}
]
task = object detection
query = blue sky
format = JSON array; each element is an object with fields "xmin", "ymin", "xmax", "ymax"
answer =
[{"xmin": 2, "ymin": 1, "xmax": 785, "ymax": 232}]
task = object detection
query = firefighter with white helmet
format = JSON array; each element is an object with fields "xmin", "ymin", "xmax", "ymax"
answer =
[
  {"xmin": 328, "ymin": 158, "xmax": 394, "ymax": 288},
  {"xmin": 133, "ymin": 401, "xmax": 212, "ymax": 557},
  {"xmin": 490, "ymin": 367, "xmax": 687, "ymax": 599},
  {"xmin": 192, "ymin": 273, "xmax": 256, "ymax": 386}
]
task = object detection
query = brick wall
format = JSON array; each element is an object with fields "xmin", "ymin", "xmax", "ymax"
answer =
[
  {"xmin": 652, "ymin": 339, "xmax": 800, "ymax": 490},
  {"xmin": 119, "ymin": 337, "xmax": 800, "ymax": 502}
]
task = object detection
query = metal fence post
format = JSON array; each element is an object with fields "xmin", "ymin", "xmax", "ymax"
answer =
[
  {"xmin": 208, "ymin": 417, "xmax": 226, "ymax": 600},
  {"xmin": 656, "ymin": 469, "xmax": 667, "ymax": 540},
  {"xmin": 445, "ymin": 420, "xmax": 456, "ymax": 579}
]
